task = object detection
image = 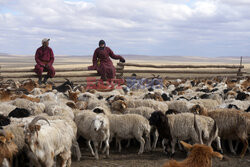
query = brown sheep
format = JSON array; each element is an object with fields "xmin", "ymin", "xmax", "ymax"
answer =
[
  {"xmin": 111, "ymin": 100, "xmax": 127, "ymax": 113},
  {"xmin": 0, "ymin": 130, "xmax": 18, "ymax": 166},
  {"xmin": 162, "ymin": 141, "xmax": 223, "ymax": 167},
  {"xmin": 19, "ymin": 79, "xmax": 38, "ymax": 92},
  {"xmin": 0, "ymin": 89, "xmax": 13, "ymax": 102}
]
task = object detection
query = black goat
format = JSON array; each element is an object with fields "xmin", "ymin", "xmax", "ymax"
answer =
[
  {"xmin": 53, "ymin": 79, "xmax": 74, "ymax": 92},
  {"xmin": 149, "ymin": 111, "xmax": 172, "ymax": 154},
  {"xmin": 8, "ymin": 108, "xmax": 30, "ymax": 118},
  {"xmin": 236, "ymin": 91, "xmax": 249, "ymax": 101},
  {"xmin": 0, "ymin": 114, "xmax": 10, "ymax": 126}
]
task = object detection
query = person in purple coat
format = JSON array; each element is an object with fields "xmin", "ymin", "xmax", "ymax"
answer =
[
  {"xmin": 34, "ymin": 38, "xmax": 55, "ymax": 84},
  {"xmin": 88, "ymin": 40, "xmax": 125, "ymax": 80}
]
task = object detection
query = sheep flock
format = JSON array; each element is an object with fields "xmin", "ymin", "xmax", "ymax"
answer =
[{"xmin": 0, "ymin": 76, "xmax": 249, "ymax": 167}]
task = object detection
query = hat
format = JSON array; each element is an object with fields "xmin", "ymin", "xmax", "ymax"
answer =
[
  {"xmin": 42, "ymin": 38, "xmax": 50, "ymax": 44},
  {"xmin": 99, "ymin": 40, "xmax": 105, "ymax": 46}
]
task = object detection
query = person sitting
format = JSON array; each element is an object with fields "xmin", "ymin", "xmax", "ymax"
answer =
[
  {"xmin": 88, "ymin": 40, "xmax": 125, "ymax": 81},
  {"xmin": 34, "ymin": 38, "xmax": 55, "ymax": 84}
]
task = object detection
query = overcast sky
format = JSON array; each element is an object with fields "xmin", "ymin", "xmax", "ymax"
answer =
[{"xmin": 0, "ymin": 0, "xmax": 250, "ymax": 57}]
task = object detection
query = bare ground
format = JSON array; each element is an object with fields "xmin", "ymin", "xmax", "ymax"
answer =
[{"xmin": 72, "ymin": 146, "xmax": 250, "ymax": 167}]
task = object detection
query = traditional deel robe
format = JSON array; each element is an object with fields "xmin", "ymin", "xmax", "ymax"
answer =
[
  {"xmin": 88, "ymin": 47, "xmax": 125, "ymax": 80},
  {"xmin": 34, "ymin": 46, "xmax": 55, "ymax": 77}
]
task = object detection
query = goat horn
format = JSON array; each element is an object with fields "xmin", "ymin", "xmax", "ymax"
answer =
[
  {"xmin": 29, "ymin": 116, "xmax": 50, "ymax": 127},
  {"xmin": 0, "ymin": 129, "xmax": 6, "ymax": 137},
  {"xmin": 194, "ymin": 113, "xmax": 203, "ymax": 144},
  {"xmin": 65, "ymin": 84, "xmax": 73, "ymax": 91}
]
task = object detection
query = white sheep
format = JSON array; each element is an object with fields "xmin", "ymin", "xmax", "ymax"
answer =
[
  {"xmin": 124, "ymin": 106, "xmax": 159, "ymax": 150},
  {"xmin": 11, "ymin": 98, "xmax": 45, "ymax": 115},
  {"xmin": 75, "ymin": 109, "xmax": 110, "ymax": 159},
  {"xmin": 77, "ymin": 92, "xmax": 111, "ymax": 115},
  {"xmin": 190, "ymin": 99, "xmax": 221, "ymax": 111},
  {"xmin": 125, "ymin": 99, "xmax": 169, "ymax": 111},
  {"xmin": 166, "ymin": 100, "xmax": 194, "ymax": 113},
  {"xmin": 43, "ymin": 101, "xmax": 75, "ymax": 120},
  {"xmin": 107, "ymin": 113, "xmax": 151, "ymax": 154},
  {"xmin": 0, "ymin": 102, "xmax": 16, "ymax": 116}
]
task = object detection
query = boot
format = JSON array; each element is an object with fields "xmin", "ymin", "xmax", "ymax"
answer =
[
  {"xmin": 43, "ymin": 75, "xmax": 49, "ymax": 84},
  {"xmin": 38, "ymin": 76, "xmax": 42, "ymax": 85}
]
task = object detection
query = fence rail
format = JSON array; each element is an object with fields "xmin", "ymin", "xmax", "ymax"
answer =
[
  {"xmin": 116, "ymin": 57, "xmax": 245, "ymax": 78},
  {"xmin": 0, "ymin": 57, "xmax": 246, "ymax": 84},
  {"xmin": 117, "ymin": 63, "xmax": 244, "ymax": 69}
]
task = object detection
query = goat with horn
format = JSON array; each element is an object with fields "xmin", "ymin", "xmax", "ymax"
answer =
[{"xmin": 23, "ymin": 116, "xmax": 75, "ymax": 167}]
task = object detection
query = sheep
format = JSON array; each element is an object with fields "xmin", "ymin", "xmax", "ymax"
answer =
[
  {"xmin": 107, "ymin": 113, "xmax": 151, "ymax": 154},
  {"xmin": 0, "ymin": 102, "xmax": 16, "ymax": 116},
  {"xmin": 2, "ymin": 123, "xmax": 36, "ymax": 167},
  {"xmin": 149, "ymin": 112, "xmax": 218, "ymax": 156},
  {"xmin": 190, "ymin": 99, "xmax": 221, "ymax": 111},
  {"xmin": 11, "ymin": 98, "xmax": 45, "ymax": 116},
  {"xmin": 162, "ymin": 141, "xmax": 223, "ymax": 167},
  {"xmin": 124, "ymin": 106, "xmax": 155, "ymax": 119},
  {"xmin": 12, "ymin": 93, "xmax": 41, "ymax": 103},
  {"xmin": 75, "ymin": 108, "xmax": 110, "ymax": 159},
  {"xmin": 0, "ymin": 129, "xmax": 18, "ymax": 167},
  {"xmin": 121, "ymin": 99, "xmax": 169, "ymax": 112},
  {"xmin": 166, "ymin": 100, "xmax": 194, "ymax": 113},
  {"xmin": 87, "ymin": 99, "xmax": 111, "ymax": 115},
  {"xmin": 143, "ymin": 92, "xmax": 163, "ymax": 101},
  {"xmin": 23, "ymin": 116, "xmax": 75, "ymax": 167},
  {"xmin": 191, "ymin": 104, "xmax": 249, "ymax": 158},
  {"xmin": 66, "ymin": 101, "xmax": 88, "ymax": 110},
  {"xmin": 43, "ymin": 101, "xmax": 74, "ymax": 120},
  {"xmin": 219, "ymin": 99, "xmax": 250, "ymax": 111},
  {"xmin": 78, "ymin": 92, "xmax": 111, "ymax": 115},
  {"xmin": 0, "ymin": 89, "xmax": 14, "ymax": 102},
  {"xmin": 94, "ymin": 89, "xmax": 124, "ymax": 98},
  {"xmin": 111, "ymin": 100, "xmax": 127, "ymax": 113},
  {"xmin": 124, "ymin": 106, "xmax": 159, "ymax": 150},
  {"xmin": 19, "ymin": 79, "xmax": 38, "ymax": 92}
]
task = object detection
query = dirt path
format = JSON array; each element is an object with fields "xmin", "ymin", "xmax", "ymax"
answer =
[{"xmin": 72, "ymin": 147, "xmax": 250, "ymax": 167}]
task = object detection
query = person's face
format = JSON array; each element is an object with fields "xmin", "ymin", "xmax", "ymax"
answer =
[
  {"xmin": 43, "ymin": 41, "xmax": 49, "ymax": 47},
  {"xmin": 100, "ymin": 44, "xmax": 105, "ymax": 48}
]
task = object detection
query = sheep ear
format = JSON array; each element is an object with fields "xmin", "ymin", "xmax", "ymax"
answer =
[
  {"xmin": 35, "ymin": 125, "xmax": 41, "ymax": 131},
  {"xmin": 180, "ymin": 141, "xmax": 193, "ymax": 151},
  {"xmin": 212, "ymin": 151, "xmax": 223, "ymax": 160}
]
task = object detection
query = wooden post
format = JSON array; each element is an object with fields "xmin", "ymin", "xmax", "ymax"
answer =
[
  {"xmin": 237, "ymin": 56, "xmax": 243, "ymax": 76},
  {"xmin": 0, "ymin": 65, "xmax": 2, "ymax": 82},
  {"xmin": 116, "ymin": 62, "xmax": 124, "ymax": 79}
]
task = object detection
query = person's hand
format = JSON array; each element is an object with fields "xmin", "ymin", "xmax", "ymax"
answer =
[
  {"xmin": 120, "ymin": 59, "xmax": 125, "ymax": 63},
  {"xmin": 45, "ymin": 64, "xmax": 49, "ymax": 68}
]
